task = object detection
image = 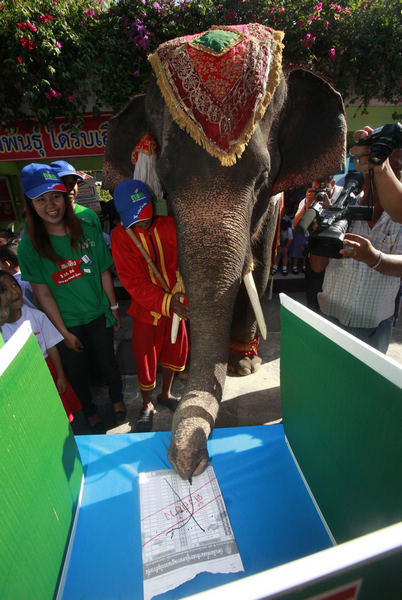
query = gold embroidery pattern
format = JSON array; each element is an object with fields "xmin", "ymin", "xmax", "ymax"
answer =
[
  {"xmin": 150, "ymin": 311, "xmax": 161, "ymax": 326},
  {"xmin": 148, "ymin": 23, "xmax": 284, "ymax": 166}
]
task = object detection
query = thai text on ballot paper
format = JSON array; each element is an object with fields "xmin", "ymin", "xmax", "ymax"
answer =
[{"xmin": 139, "ymin": 463, "xmax": 243, "ymax": 600}]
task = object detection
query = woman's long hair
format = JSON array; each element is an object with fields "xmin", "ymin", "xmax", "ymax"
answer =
[{"xmin": 25, "ymin": 192, "xmax": 83, "ymax": 263}]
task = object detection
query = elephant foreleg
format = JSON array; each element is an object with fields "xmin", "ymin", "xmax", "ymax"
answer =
[{"xmin": 228, "ymin": 193, "xmax": 281, "ymax": 375}]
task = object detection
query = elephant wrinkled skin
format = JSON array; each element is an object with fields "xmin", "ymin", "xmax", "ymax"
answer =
[{"xmin": 103, "ymin": 66, "xmax": 346, "ymax": 480}]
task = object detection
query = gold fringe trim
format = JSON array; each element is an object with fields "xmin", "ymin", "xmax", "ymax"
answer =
[{"xmin": 148, "ymin": 28, "xmax": 284, "ymax": 167}]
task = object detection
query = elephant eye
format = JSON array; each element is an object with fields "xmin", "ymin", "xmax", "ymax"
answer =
[{"xmin": 255, "ymin": 170, "xmax": 269, "ymax": 192}]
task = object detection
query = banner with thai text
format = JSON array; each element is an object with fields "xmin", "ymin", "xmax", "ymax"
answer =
[{"xmin": 0, "ymin": 114, "xmax": 112, "ymax": 162}]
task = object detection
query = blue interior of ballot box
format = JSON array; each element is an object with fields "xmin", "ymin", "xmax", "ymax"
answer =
[{"xmin": 62, "ymin": 425, "xmax": 332, "ymax": 600}]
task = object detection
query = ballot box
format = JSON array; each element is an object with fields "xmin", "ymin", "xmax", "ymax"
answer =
[{"xmin": 0, "ymin": 295, "xmax": 401, "ymax": 600}]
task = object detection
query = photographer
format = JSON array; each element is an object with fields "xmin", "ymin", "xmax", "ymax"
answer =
[
  {"xmin": 295, "ymin": 177, "xmax": 342, "ymax": 311},
  {"xmin": 350, "ymin": 125, "xmax": 402, "ymax": 224},
  {"xmin": 310, "ymin": 172, "xmax": 402, "ymax": 354}
]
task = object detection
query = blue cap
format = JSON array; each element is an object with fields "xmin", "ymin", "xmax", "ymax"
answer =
[
  {"xmin": 113, "ymin": 180, "xmax": 153, "ymax": 229},
  {"xmin": 21, "ymin": 163, "xmax": 67, "ymax": 200},
  {"xmin": 50, "ymin": 160, "xmax": 84, "ymax": 182}
]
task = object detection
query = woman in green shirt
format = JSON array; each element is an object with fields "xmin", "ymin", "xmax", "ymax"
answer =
[{"xmin": 18, "ymin": 163, "xmax": 126, "ymax": 433}]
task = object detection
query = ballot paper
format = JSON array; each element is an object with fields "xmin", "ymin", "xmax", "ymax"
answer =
[{"xmin": 139, "ymin": 464, "xmax": 244, "ymax": 600}]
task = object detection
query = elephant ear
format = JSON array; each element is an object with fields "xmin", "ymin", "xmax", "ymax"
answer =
[
  {"xmin": 272, "ymin": 69, "xmax": 347, "ymax": 194},
  {"xmin": 102, "ymin": 94, "xmax": 148, "ymax": 191}
]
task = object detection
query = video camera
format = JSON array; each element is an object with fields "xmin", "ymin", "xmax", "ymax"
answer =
[
  {"xmin": 297, "ymin": 171, "xmax": 371, "ymax": 258},
  {"xmin": 357, "ymin": 122, "xmax": 402, "ymax": 165}
]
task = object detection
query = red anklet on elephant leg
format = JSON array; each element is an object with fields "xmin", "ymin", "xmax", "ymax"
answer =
[{"xmin": 229, "ymin": 336, "xmax": 260, "ymax": 356}]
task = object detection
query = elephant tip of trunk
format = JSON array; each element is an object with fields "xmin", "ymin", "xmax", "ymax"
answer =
[{"xmin": 168, "ymin": 448, "xmax": 209, "ymax": 481}]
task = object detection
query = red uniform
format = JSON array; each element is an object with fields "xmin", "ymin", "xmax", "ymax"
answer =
[{"xmin": 111, "ymin": 216, "xmax": 187, "ymax": 390}]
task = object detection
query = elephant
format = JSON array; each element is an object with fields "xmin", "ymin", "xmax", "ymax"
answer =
[{"xmin": 102, "ymin": 24, "xmax": 346, "ymax": 480}]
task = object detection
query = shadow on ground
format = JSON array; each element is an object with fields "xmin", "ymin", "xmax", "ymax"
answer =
[{"xmin": 72, "ymin": 279, "xmax": 401, "ymax": 436}]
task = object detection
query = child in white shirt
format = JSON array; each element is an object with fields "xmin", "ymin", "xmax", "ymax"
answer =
[
  {"xmin": 0, "ymin": 242, "xmax": 36, "ymax": 307},
  {"xmin": 0, "ymin": 270, "xmax": 81, "ymax": 422}
]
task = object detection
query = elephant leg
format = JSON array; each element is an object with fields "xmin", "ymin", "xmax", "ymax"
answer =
[{"xmin": 228, "ymin": 194, "xmax": 281, "ymax": 376}]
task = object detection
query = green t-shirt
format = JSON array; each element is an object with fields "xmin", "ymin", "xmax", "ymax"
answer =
[
  {"xmin": 18, "ymin": 222, "xmax": 114, "ymax": 328},
  {"xmin": 74, "ymin": 203, "xmax": 102, "ymax": 229}
]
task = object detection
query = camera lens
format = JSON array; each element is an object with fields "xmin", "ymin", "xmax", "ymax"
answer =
[{"xmin": 369, "ymin": 142, "xmax": 393, "ymax": 164}]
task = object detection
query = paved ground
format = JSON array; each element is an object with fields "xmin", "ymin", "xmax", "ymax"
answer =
[{"xmin": 71, "ymin": 273, "xmax": 402, "ymax": 436}]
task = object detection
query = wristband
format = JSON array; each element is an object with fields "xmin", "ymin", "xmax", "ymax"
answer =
[
  {"xmin": 110, "ymin": 303, "xmax": 119, "ymax": 310},
  {"xmin": 371, "ymin": 252, "xmax": 382, "ymax": 270}
]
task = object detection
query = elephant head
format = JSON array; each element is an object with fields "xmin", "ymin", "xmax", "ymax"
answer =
[{"xmin": 103, "ymin": 25, "xmax": 346, "ymax": 479}]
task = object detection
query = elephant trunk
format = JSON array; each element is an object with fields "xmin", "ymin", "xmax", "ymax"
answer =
[{"xmin": 168, "ymin": 182, "xmax": 251, "ymax": 479}]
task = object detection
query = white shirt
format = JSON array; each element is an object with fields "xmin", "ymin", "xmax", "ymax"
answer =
[
  {"xmin": 318, "ymin": 211, "xmax": 402, "ymax": 328},
  {"xmin": 1, "ymin": 304, "xmax": 63, "ymax": 358}
]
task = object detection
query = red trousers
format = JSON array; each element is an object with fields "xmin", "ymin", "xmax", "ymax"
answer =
[
  {"xmin": 131, "ymin": 316, "xmax": 188, "ymax": 391},
  {"xmin": 46, "ymin": 356, "xmax": 82, "ymax": 422}
]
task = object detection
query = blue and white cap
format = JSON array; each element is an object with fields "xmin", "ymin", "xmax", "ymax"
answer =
[
  {"xmin": 21, "ymin": 163, "xmax": 67, "ymax": 199},
  {"xmin": 50, "ymin": 160, "xmax": 84, "ymax": 182},
  {"xmin": 113, "ymin": 180, "xmax": 153, "ymax": 229}
]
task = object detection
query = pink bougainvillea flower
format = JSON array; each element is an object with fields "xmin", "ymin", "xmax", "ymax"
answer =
[
  {"xmin": 335, "ymin": 4, "xmax": 342, "ymax": 11},
  {"xmin": 17, "ymin": 56, "xmax": 22, "ymax": 64},
  {"xmin": 20, "ymin": 36, "xmax": 35, "ymax": 51},
  {"xmin": 315, "ymin": 2, "xmax": 323, "ymax": 10},
  {"xmin": 48, "ymin": 87, "xmax": 62, "ymax": 99},
  {"xmin": 56, "ymin": 41, "xmax": 62, "ymax": 49},
  {"xmin": 330, "ymin": 48, "xmax": 336, "ymax": 60},
  {"xmin": 27, "ymin": 23, "xmax": 37, "ymax": 32},
  {"xmin": 303, "ymin": 33, "xmax": 316, "ymax": 49},
  {"xmin": 325, "ymin": 20, "xmax": 330, "ymax": 28},
  {"xmin": 344, "ymin": 7, "xmax": 350, "ymax": 13},
  {"xmin": 17, "ymin": 22, "xmax": 27, "ymax": 30}
]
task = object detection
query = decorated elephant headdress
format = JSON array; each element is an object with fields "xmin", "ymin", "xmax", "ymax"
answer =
[{"xmin": 148, "ymin": 23, "xmax": 284, "ymax": 166}]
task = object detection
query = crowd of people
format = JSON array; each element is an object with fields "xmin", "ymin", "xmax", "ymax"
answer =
[
  {"xmin": 272, "ymin": 126, "xmax": 402, "ymax": 354},
  {"xmin": 0, "ymin": 160, "xmax": 188, "ymax": 434},
  {"xmin": 0, "ymin": 125, "xmax": 401, "ymax": 434}
]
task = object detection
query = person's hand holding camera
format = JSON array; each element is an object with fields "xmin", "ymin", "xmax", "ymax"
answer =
[
  {"xmin": 350, "ymin": 126, "xmax": 390, "ymax": 175},
  {"xmin": 306, "ymin": 182, "xmax": 331, "ymax": 210},
  {"xmin": 350, "ymin": 125, "xmax": 402, "ymax": 224}
]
